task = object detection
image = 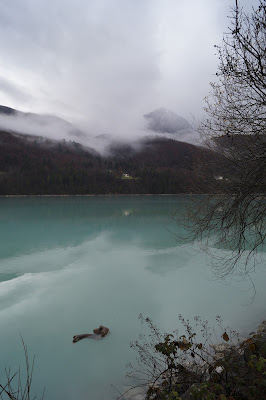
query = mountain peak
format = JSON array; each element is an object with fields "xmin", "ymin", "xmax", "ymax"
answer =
[{"xmin": 144, "ymin": 108, "xmax": 192, "ymax": 134}]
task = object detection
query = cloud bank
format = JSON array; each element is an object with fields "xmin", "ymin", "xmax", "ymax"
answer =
[{"xmin": 0, "ymin": 0, "xmax": 253, "ymax": 144}]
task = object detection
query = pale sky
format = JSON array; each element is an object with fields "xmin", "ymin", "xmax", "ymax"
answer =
[{"xmin": 0, "ymin": 0, "xmax": 254, "ymax": 137}]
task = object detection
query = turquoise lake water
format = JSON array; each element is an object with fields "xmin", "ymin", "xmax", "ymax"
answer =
[{"xmin": 0, "ymin": 196, "xmax": 265, "ymax": 400}]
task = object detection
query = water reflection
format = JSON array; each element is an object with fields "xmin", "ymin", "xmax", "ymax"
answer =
[
  {"xmin": 0, "ymin": 196, "xmax": 182, "ymax": 260},
  {"xmin": 0, "ymin": 196, "xmax": 265, "ymax": 400},
  {"xmin": 145, "ymin": 248, "xmax": 187, "ymax": 275}
]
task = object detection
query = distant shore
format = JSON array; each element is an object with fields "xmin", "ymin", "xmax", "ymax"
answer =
[
  {"xmin": 0, "ymin": 193, "xmax": 203, "ymax": 197},
  {"xmin": 1, "ymin": 193, "xmax": 264, "ymax": 198}
]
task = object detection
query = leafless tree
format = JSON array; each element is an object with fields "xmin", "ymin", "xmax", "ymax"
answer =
[{"xmin": 182, "ymin": 0, "xmax": 266, "ymax": 280}]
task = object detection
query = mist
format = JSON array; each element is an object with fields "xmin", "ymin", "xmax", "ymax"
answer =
[
  {"xmin": 0, "ymin": 105, "xmax": 200, "ymax": 155},
  {"xmin": 0, "ymin": 0, "xmax": 253, "ymax": 149}
]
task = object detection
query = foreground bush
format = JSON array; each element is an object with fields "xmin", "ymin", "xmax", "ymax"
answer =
[
  {"xmin": 0, "ymin": 338, "xmax": 44, "ymax": 400},
  {"xmin": 123, "ymin": 315, "xmax": 266, "ymax": 400}
]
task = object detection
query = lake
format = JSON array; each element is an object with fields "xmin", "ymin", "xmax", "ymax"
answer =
[{"xmin": 0, "ymin": 196, "xmax": 265, "ymax": 400}]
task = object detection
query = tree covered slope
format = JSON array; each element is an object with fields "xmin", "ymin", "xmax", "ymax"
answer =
[{"xmin": 0, "ymin": 130, "xmax": 221, "ymax": 195}]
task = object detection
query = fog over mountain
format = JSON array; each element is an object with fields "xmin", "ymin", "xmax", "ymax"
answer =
[
  {"xmin": 143, "ymin": 108, "xmax": 196, "ymax": 143},
  {"xmin": 1, "ymin": 0, "xmax": 253, "ymax": 142},
  {"xmin": 0, "ymin": 105, "xmax": 85, "ymax": 141},
  {"xmin": 144, "ymin": 108, "xmax": 192, "ymax": 134},
  {"xmin": 0, "ymin": 105, "xmax": 197, "ymax": 153}
]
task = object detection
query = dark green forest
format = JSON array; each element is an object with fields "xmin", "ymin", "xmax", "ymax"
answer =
[{"xmin": 0, "ymin": 130, "xmax": 223, "ymax": 195}]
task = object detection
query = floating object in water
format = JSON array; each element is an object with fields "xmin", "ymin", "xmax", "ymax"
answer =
[{"xmin": 73, "ymin": 325, "xmax": 109, "ymax": 343}]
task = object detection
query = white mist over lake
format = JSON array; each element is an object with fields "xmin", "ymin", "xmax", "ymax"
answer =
[{"xmin": 0, "ymin": 196, "xmax": 265, "ymax": 400}]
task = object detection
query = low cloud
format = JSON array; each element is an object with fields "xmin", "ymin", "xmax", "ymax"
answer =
[
  {"xmin": 0, "ymin": 113, "xmax": 79, "ymax": 141},
  {"xmin": 0, "ymin": 0, "xmax": 253, "ymax": 148},
  {"xmin": 0, "ymin": 107, "xmax": 199, "ymax": 155}
]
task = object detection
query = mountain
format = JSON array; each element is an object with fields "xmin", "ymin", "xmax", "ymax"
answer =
[
  {"xmin": 0, "ymin": 105, "xmax": 197, "ymax": 153},
  {"xmin": 0, "ymin": 105, "xmax": 85, "ymax": 140},
  {"xmin": 0, "ymin": 126, "xmax": 224, "ymax": 195},
  {"xmin": 0, "ymin": 104, "xmax": 227, "ymax": 195},
  {"xmin": 144, "ymin": 108, "xmax": 193, "ymax": 134},
  {"xmin": 0, "ymin": 105, "xmax": 17, "ymax": 115}
]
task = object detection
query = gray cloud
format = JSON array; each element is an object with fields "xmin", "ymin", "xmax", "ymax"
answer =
[
  {"xmin": 0, "ymin": 0, "xmax": 253, "ymax": 144},
  {"xmin": 0, "ymin": 113, "xmax": 80, "ymax": 141},
  {"xmin": 0, "ymin": 77, "xmax": 31, "ymax": 102}
]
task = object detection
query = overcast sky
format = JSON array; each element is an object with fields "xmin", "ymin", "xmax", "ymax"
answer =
[{"xmin": 0, "ymin": 0, "xmax": 253, "ymax": 137}]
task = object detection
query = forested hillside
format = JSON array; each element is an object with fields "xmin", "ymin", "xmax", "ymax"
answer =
[{"xmin": 0, "ymin": 130, "xmax": 222, "ymax": 195}]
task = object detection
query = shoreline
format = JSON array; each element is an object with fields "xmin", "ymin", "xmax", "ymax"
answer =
[
  {"xmin": 1, "ymin": 193, "xmax": 264, "ymax": 198},
  {"xmin": 0, "ymin": 193, "xmax": 219, "ymax": 198}
]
